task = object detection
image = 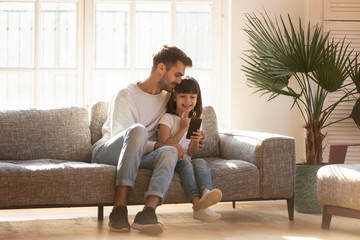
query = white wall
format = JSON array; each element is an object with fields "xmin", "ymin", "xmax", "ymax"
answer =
[
  {"xmin": 228, "ymin": 0, "xmax": 309, "ymax": 163},
  {"xmin": 307, "ymin": 0, "xmax": 323, "ymax": 24}
]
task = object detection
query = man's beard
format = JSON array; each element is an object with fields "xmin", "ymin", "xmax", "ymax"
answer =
[{"xmin": 158, "ymin": 73, "xmax": 173, "ymax": 92}]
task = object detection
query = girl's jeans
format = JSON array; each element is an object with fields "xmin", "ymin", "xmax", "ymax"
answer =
[
  {"xmin": 91, "ymin": 124, "xmax": 178, "ymax": 203},
  {"xmin": 175, "ymin": 158, "xmax": 213, "ymax": 201}
]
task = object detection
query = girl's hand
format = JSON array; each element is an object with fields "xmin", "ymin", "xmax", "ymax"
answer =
[
  {"xmin": 199, "ymin": 130, "xmax": 206, "ymax": 150},
  {"xmin": 188, "ymin": 130, "xmax": 203, "ymax": 156},
  {"xmin": 190, "ymin": 130, "xmax": 202, "ymax": 143},
  {"xmin": 179, "ymin": 111, "xmax": 190, "ymax": 131}
]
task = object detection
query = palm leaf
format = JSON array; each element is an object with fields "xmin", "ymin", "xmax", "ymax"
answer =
[
  {"xmin": 351, "ymin": 98, "xmax": 360, "ymax": 128},
  {"xmin": 311, "ymin": 39, "xmax": 354, "ymax": 92},
  {"xmin": 243, "ymin": 10, "xmax": 359, "ymax": 128},
  {"xmin": 243, "ymin": 12, "xmax": 330, "ymax": 76},
  {"xmin": 349, "ymin": 55, "xmax": 360, "ymax": 93}
]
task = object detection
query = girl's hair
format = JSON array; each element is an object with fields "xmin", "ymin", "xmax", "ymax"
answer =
[{"xmin": 166, "ymin": 76, "xmax": 203, "ymax": 118}]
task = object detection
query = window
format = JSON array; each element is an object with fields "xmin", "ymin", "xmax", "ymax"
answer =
[
  {"xmin": 1, "ymin": 0, "xmax": 226, "ymax": 128},
  {"xmin": 323, "ymin": 0, "xmax": 360, "ymax": 163},
  {"xmin": 87, "ymin": 1, "xmax": 219, "ymax": 109},
  {"xmin": 0, "ymin": 1, "xmax": 82, "ymax": 109},
  {"xmin": 0, "ymin": 2, "xmax": 35, "ymax": 108}
]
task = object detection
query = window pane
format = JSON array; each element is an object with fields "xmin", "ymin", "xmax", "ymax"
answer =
[
  {"xmin": 136, "ymin": 4, "xmax": 170, "ymax": 68},
  {"xmin": 133, "ymin": 70, "xmax": 150, "ymax": 83},
  {"xmin": 40, "ymin": 3, "xmax": 76, "ymax": 68},
  {"xmin": 95, "ymin": 3, "xmax": 129, "ymax": 68},
  {"xmin": 92, "ymin": 71, "xmax": 131, "ymax": 103},
  {"xmin": 0, "ymin": 2, "xmax": 34, "ymax": 67},
  {"xmin": 38, "ymin": 73, "xmax": 77, "ymax": 107},
  {"xmin": 0, "ymin": 73, "xmax": 33, "ymax": 109},
  {"xmin": 176, "ymin": 4, "xmax": 211, "ymax": 68}
]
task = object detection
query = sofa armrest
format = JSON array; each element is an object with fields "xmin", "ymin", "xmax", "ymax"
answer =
[{"xmin": 219, "ymin": 130, "xmax": 295, "ymax": 199}]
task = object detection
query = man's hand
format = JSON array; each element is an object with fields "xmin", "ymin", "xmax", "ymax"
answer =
[
  {"xmin": 198, "ymin": 130, "xmax": 206, "ymax": 150},
  {"xmin": 171, "ymin": 143, "xmax": 185, "ymax": 159},
  {"xmin": 154, "ymin": 142, "xmax": 185, "ymax": 159}
]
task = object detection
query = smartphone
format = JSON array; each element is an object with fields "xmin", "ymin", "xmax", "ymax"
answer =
[{"xmin": 186, "ymin": 118, "xmax": 202, "ymax": 139}]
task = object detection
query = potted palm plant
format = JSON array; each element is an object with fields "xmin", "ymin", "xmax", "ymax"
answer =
[{"xmin": 242, "ymin": 11, "xmax": 360, "ymax": 213}]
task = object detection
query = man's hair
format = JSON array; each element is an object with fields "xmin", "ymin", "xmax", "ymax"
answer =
[
  {"xmin": 151, "ymin": 44, "xmax": 192, "ymax": 73},
  {"xmin": 166, "ymin": 76, "xmax": 202, "ymax": 118}
]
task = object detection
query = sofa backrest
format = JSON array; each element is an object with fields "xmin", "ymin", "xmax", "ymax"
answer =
[
  {"xmin": 193, "ymin": 106, "xmax": 221, "ymax": 158},
  {"xmin": 0, "ymin": 107, "xmax": 92, "ymax": 162},
  {"xmin": 90, "ymin": 102, "xmax": 220, "ymax": 158},
  {"xmin": 90, "ymin": 101, "xmax": 110, "ymax": 145}
]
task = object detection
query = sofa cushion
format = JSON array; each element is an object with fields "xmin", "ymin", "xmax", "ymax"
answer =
[
  {"xmin": 205, "ymin": 157, "xmax": 260, "ymax": 201},
  {"xmin": 0, "ymin": 160, "xmax": 116, "ymax": 207},
  {"xmin": 0, "ymin": 107, "xmax": 92, "ymax": 162},
  {"xmin": 90, "ymin": 101, "xmax": 110, "ymax": 144},
  {"xmin": 0, "ymin": 159, "xmax": 189, "ymax": 207},
  {"xmin": 193, "ymin": 106, "xmax": 220, "ymax": 158}
]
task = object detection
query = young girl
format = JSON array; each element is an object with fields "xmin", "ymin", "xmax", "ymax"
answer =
[{"xmin": 158, "ymin": 76, "xmax": 222, "ymax": 222}]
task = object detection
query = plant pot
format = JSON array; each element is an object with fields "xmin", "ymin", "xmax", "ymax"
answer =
[{"xmin": 294, "ymin": 164, "xmax": 323, "ymax": 213}]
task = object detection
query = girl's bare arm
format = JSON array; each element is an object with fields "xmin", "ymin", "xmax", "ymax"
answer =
[{"xmin": 158, "ymin": 124, "xmax": 187, "ymax": 144}]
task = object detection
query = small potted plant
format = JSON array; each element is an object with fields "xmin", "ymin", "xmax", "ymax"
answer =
[{"xmin": 242, "ymin": 11, "xmax": 360, "ymax": 213}]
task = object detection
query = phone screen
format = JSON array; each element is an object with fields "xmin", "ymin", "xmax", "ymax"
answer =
[{"xmin": 186, "ymin": 118, "xmax": 202, "ymax": 139}]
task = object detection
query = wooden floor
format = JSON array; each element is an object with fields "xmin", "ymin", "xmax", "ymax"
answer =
[{"xmin": 1, "ymin": 201, "xmax": 359, "ymax": 240}]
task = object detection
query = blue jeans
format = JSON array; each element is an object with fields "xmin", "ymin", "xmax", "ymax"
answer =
[
  {"xmin": 175, "ymin": 158, "xmax": 213, "ymax": 201},
  {"xmin": 91, "ymin": 124, "xmax": 178, "ymax": 203}
]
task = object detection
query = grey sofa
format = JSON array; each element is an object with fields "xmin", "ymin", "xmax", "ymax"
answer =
[{"xmin": 0, "ymin": 102, "xmax": 296, "ymax": 221}]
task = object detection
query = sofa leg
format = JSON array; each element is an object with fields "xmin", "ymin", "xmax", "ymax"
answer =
[
  {"xmin": 98, "ymin": 205, "xmax": 104, "ymax": 222},
  {"xmin": 321, "ymin": 207, "xmax": 332, "ymax": 229},
  {"xmin": 286, "ymin": 196, "xmax": 294, "ymax": 221},
  {"xmin": 232, "ymin": 201, "xmax": 236, "ymax": 208},
  {"xmin": 320, "ymin": 204, "xmax": 360, "ymax": 229}
]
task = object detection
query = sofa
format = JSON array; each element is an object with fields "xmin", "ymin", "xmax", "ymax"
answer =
[{"xmin": 0, "ymin": 102, "xmax": 296, "ymax": 221}]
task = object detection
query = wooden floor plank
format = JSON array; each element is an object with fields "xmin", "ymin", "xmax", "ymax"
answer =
[{"xmin": 1, "ymin": 201, "xmax": 360, "ymax": 240}]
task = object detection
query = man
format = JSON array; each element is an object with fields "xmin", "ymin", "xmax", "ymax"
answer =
[{"xmin": 91, "ymin": 45, "xmax": 196, "ymax": 234}]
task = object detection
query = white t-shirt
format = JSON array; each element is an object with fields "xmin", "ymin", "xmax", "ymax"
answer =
[
  {"xmin": 159, "ymin": 113, "xmax": 190, "ymax": 150},
  {"xmin": 102, "ymin": 83, "xmax": 170, "ymax": 154},
  {"xmin": 158, "ymin": 113, "xmax": 193, "ymax": 160}
]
